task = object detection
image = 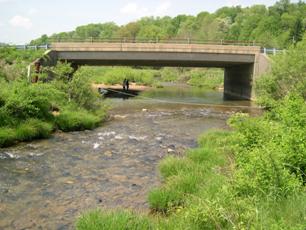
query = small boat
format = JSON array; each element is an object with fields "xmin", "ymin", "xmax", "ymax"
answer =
[{"xmin": 98, "ymin": 88, "xmax": 108, "ymax": 95}]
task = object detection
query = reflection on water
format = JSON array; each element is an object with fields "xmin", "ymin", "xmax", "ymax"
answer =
[{"xmin": 0, "ymin": 87, "xmax": 260, "ymax": 229}]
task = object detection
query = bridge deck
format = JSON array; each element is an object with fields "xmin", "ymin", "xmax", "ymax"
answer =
[{"xmin": 51, "ymin": 42, "xmax": 261, "ymax": 55}]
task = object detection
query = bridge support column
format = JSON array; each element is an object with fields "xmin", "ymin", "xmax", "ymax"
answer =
[{"xmin": 224, "ymin": 64, "xmax": 254, "ymax": 100}]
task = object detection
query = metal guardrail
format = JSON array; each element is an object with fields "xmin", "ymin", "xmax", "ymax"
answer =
[
  {"xmin": 48, "ymin": 37, "xmax": 261, "ymax": 47},
  {"xmin": 0, "ymin": 44, "xmax": 50, "ymax": 50},
  {"xmin": 4, "ymin": 39, "xmax": 282, "ymax": 55},
  {"xmin": 261, "ymin": 47, "xmax": 283, "ymax": 55}
]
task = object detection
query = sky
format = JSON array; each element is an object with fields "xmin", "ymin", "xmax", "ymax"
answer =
[{"xmin": 0, "ymin": 0, "xmax": 300, "ymax": 44}]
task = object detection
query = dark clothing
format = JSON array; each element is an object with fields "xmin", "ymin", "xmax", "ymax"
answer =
[
  {"xmin": 123, "ymin": 79, "xmax": 127, "ymax": 90},
  {"xmin": 126, "ymin": 80, "xmax": 129, "ymax": 91}
]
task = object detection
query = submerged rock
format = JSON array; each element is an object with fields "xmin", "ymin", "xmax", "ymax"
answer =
[
  {"xmin": 155, "ymin": 137, "xmax": 163, "ymax": 142},
  {"xmin": 128, "ymin": 135, "xmax": 147, "ymax": 141},
  {"xmin": 167, "ymin": 148, "xmax": 175, "ymax": 153},
  {"xmin": 93, "ymin": 143, "xmax": 100, "ymax": 149},
  {"xmin": 0, "ymin": 152, "xmax": 20, "ymax": 160},
  {"xmin": 113, "ymin": 115, "xmax": 127, "ymax": 119},
  {"xmin": 104, "ymin": 151, "xmax": 113, "ymax": 157},
  {"xmin": 114, "ymin": 135, "xmax": 124, "ymax": 140}
]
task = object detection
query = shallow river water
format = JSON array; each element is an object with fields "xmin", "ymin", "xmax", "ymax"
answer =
[{"xmin": 0, "ymin": 86, "xmax": 260, "ymax": 229}]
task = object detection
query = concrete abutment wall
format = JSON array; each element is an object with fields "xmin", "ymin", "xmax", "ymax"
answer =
[{"xmin": 224, "ymin": 64, "xmax": 254, "ymax": 100}]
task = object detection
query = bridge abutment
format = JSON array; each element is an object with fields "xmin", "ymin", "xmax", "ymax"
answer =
[{"xmin": 224, "ymin": 64, "xmax": 254, "ymax": 100}]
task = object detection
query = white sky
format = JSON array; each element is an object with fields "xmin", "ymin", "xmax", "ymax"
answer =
[{"xmin": 0, "ymin": 0, "xmax": 300, "ymax": 44}]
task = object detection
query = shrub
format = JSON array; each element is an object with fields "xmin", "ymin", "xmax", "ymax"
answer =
[
  {"xmin": 4, "ymin": 82, "xmax": 65, "ymax": 121},
  {"xmin": 256, "ymin": 36, "xmax": 306, "ymax": 104},
  {"xmin": 68, "ymin": 70, "xmax": 101, "ymax": 110},
  {"xmin": 0, "ymin": 108, "xmax": 16, "ymax": 127}
]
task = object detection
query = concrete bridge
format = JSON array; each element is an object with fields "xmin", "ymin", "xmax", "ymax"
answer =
[{"xmin": 37, "ymin": 42, "xmax": 270, "ymax": 100}]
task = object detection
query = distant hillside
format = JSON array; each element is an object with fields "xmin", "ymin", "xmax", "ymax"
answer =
[{"xmin": 31, "ymin": 0, "xmax": 306, "ymax": 48}]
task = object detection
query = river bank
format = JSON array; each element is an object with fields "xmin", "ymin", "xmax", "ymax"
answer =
[{"xmin": 0, "ymin": 87, "xmax": 255, "ymax": 229}]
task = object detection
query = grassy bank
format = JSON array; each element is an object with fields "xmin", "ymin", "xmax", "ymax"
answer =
[
  {"xmin": 77, "ymin": 37, "xmax": 306, "ymax": 229},
  {"xmin": 80, "ymin": 66, "xmax": 224, "ymax": 89},
  {"xmin": 0, "ymin": 48, "xmax": 107, "ymax": 148},
  {"xmin": 0, "ymin": 79, "xmax": 107, "ymax": 147},
  {"xmin": 77, "ymin": 94, "xmax": 306, "ymax": 229}
]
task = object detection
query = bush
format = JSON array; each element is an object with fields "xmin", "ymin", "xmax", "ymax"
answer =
[
  {"xmin": 0, "ymin": 108, "xmax": 16, "ymax": 127},
  {"xmin": 68, "ymin": 70, "xmax": 101, "ymax": 110},
  {"xmin": 256, "ymin": 36, "xmax": 306, "ymax": 105},
  {"xmin": 228, "ymin": 95, "xmax": 305, "ymax": 197},
  {"xmin": 4, "ymin": 82, "xmax": 65, "ymax": 121},
  {"xmin": 55, "ymin": 109, "xmax": 101, "ymax": 132}
]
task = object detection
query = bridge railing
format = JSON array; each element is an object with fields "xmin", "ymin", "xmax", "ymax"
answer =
[
  {"xmin": 261, "ymin": 47, "xmax": 283, "ymax": 55},
  {"xmin": 1, "ymin": 44, "xmax": 50, "ymax": 50},
  {"xmin": 48, "ymin": 37, "xmax": 261, "ymax": 47},
  {"xmin": 5, "ymin": 39, "xmax": 282, "ymax": 55}
]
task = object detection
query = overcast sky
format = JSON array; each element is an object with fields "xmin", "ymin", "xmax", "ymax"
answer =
[{"xmin": 0, "ymin": 0, "xmax": 300, "ymax": 44}]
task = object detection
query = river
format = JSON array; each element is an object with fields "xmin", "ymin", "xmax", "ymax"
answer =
[{"xmin": 0, "ymin": 85, "xmax": 260, "ymax": 229}]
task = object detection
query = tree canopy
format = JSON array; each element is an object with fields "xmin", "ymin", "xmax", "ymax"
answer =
[{"xmin": 31, "ymin": 0, "xmax": 306, "ymax": 48}]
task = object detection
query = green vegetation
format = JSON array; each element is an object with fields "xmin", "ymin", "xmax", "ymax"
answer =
[
  {"xmin": 32, "ymin": 1, "xmax": 305, "ymax": 48},
  {"xmin": 0, "ymin": 48, "xmax": 107, "ymax": 147},
  {"xmin": 256, "ymin": 34, "xmax": 306, "ymax": 106},
  {"xmin": 0, "ymin": 47, "xmax": 44, "ymax": 81},
  {"xmin": 80, "ymin": 66, "xmax": 223, "ymax": 89},
  {"xmin": 83, "ymin": 66, "xmax": 158, "ymax": 86},
  {"xmin": 77, "ymin": 210, "xmax": 153, "ymax": 230},
  {"xmin": 54, "ymin": 109, "xmax": 102, "ymax": 132},
  {"xmin": 187, "ymin": 69, "xmax": 224, "ymax": 89},
  {"xmin": 77, "ymin": 33, "xmax": 306, "ymax": 230}
]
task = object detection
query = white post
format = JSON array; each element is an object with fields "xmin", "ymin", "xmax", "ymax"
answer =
[
  {"xmin": 273, "ymin": 48, "xmax": 276, "ymax": 55},
  {"xmin": 27, "ymin": 65, "xmax": 31, "ymax": 83},
  {"xmin": 264, "ymin": 47, "xmax": 266, "ymax": 54}
]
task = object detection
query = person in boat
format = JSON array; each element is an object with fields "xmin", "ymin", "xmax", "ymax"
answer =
[
  {"xmin": 123, "ymin": 78, "xmax": 127, "ymax": 91},
  {"xmin": 126, "ymin": 79, "xmax": 129, "ymax": 91}
]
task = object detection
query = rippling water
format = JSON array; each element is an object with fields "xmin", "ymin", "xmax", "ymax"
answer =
[{"xmin": 0, "ymin": 86, "xmax": 260, "ymax": 229}]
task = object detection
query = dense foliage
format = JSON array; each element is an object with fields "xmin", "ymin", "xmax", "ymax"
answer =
[
  {"xmin": 32, "ymin": 0, "xmax": 306, "ymax": 48},
  {"xmin": 0, "ymin": 50, "xmax": 106, "ymax": 147},
  {"xmin": 0, "ymin": 47, "xmax": 44, "ymax": 82},
  {"xmin": 256, "ymin": 34, "xmax": 306, "ymax": 106}
]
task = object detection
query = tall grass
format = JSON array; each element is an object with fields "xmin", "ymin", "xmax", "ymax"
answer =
[
  {"xmin": 0, "ymin": 128, "xmax": 16, "ymax": 147},
  {"xmin": 187, "ymin": 69, "xmax": 224, "ymax": 89},
  {"xmin": 55, "ymin": 109, "xmax": 102, "ymax": 132},
  {"xmin": 15, "ymin": 119, "xmax": 53, "ymax": 141},
  {"xmin": 0, "ymin": 119, "xmax": 53, "ymax": 147},
  {"xmin": 77, "ymin": 210, "xmax": 154, "ymax": 230}
]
